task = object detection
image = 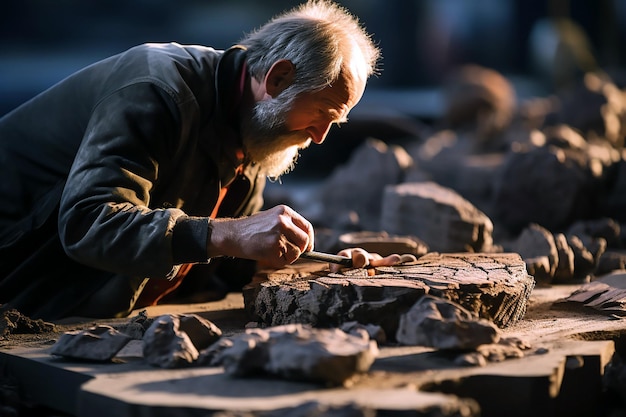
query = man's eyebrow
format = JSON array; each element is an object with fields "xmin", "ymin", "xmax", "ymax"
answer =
[
  {"xmin": 329, "ymin": 109, "xmax": 349, "ymax": 124},
  {"xmin": 323, "ymin": 102, "xmax": 349, "ymax": 123}
]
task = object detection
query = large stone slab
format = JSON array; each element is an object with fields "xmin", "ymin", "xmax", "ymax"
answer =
[
  {"xmin": 0, "ymin": 338, "xmax": 613, "ymax": 417},
  {"xmin": 0, "ymin": 347, "xmax": 480, "ymax": 417},
  {"xmin": 244, "ymin": 253, "xmax": 535, "ymax": 339}
]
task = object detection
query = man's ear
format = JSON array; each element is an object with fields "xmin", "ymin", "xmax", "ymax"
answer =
[{"xmin": 264, "ymin": 60, "xmax": 295, "ymax": 98}]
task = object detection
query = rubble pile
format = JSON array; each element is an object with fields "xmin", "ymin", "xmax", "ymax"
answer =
[
  {"xmin": 286, "ymin": 66, "xmax": 626, "ymax": 286},
  {"xmin": 0, "ymin": 308, "xmax": 56, "ymax": 340}
]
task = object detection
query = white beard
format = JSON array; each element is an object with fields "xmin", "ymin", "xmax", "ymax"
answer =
[{"xmin": 241, "ymin": 93, "xmax": 311, "ymax": 179}]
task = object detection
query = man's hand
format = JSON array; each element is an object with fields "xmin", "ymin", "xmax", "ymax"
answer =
[
  {"xmin": 329, "ymin": 247, "xmax": 416, "ymax": 273},
  {"xmin": 208, "ymin": 205, "xmax": 314, "ymax": 268}
]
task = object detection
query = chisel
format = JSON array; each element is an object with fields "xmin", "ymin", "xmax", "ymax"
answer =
[{"xmin": 300, "ymin": 250, "xmax": 353, "ymax": 267}]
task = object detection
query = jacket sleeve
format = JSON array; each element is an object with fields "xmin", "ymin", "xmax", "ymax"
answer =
[{"xmin": 58, "ymin": 81, "xmax": 207, "ymax": 279}]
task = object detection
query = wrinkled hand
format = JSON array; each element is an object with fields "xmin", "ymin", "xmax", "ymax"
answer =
[
  {"xmin": 208, "ymin": 205, "xmax": 314, "ymax": 268},
  {"xmin": 329, "ymin": 247, "xmax": 416, "ymax": 273}
]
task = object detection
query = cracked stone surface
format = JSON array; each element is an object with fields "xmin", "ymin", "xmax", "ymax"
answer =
[{"xmin": 245, "ymin": 253, "xmax": 535, "ymax": 339}]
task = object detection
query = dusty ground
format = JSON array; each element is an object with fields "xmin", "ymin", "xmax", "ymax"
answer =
[{"xmin": 2, "ymin": 283, "xmax": 626, "ymax": 352}]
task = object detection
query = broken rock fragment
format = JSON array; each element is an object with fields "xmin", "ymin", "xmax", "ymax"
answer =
[
  {"xmin": 208, "ymin": 324, "xmax": 378, "ymax": 385},
  {"xmin": 50, "ymin": 325, "xmax": 132, "ymax": 361},
  {"xmin": 340, "ymin": 321, "xmax": 386, "ymax": 344},
  {"xmin": 396, "ymin": 295, "xmax": 501, "ymax": 349},
  {"xmin": 143, "ymin": 313, "xmax": 222, "ymax": 369},
  {"xmin": 505, "ymin": 223, "xmax": 558, "ymax": 284}
]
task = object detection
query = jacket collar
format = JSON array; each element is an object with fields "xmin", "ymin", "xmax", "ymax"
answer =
[
  {"xmin": 215, "ymin": 45, "xmax": 248, "ymax": 139},
  {"xmin": 210, "ymin": 45, "xmax": 250, "ymax": 187}
]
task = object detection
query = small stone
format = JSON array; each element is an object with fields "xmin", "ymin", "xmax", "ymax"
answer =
[
  {"xmin": 50, "ymin": 325, "xmax": 131, "ymax": 361},
  {"xmin": 396, "ymin": 295, "xmax": 501, "ymax": 349},
  {"xmin": 455, "ymin": 352, "xmax": 487, "ymax": 367},
  {"xmin": 209, "ymin": 324, "xmax": 378, "ymax": 385},
  {"xmin": 340, "ymin": 321, "xmax": 386, "ymax": 344},
  {"xmin": 142, "ymin": 313, "xmax": 222, "ymax": 369}
]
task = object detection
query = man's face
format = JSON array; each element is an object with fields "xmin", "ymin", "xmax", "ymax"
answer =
[{"xmin": 242, "ymin": 69, "xmax": 365, "ymax": 179}]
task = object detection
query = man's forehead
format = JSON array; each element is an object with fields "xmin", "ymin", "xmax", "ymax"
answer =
[{"xmin": 321, "ymin": 71, "xmax": 364, "ymax": 108}]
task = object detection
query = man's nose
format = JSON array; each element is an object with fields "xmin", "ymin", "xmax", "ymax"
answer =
[{"xmin": 309, "ymin": 121, "xmax": 333, "ymax": 144}]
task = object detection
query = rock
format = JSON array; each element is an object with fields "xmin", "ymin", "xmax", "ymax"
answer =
[
  {"xmin": 380, "ymin": 181, "xmax": 494, "ymax": 253},
  {"xmin": 524, "ymin": 256, "xmax": 553, "ymax": 284},
  {"xmin": 207, "ymin": 324, "xmax": 378, "ymax": 385},
  {"xmin": 442, "ymin": 64, "xmax": 516, "ymax": 147},
  {"xmin": 596, "ymin": 251, "xmax": 626, "ymax": 276},
  {"xmin": 252, "ymin": 275, "xmax": 428, "ymax": 340},
  {"xmin": 552, "ymin": 233, "xmax": 575, "ymax": 283},
  {"xmin": 557, "ymin": 271, "xmax": 626, "ymax": 316},
  {"xmin": 455, "ymin": 352, "xmax": 488, "ymax": 367},
  {"xmin": 339, "ymin": 321, "xmax": 386, "ymax": 345},
  {"xmin": 546, "ymin": 73, "xmax": 626, "ymax": 148},
  {"xmin": 111, "ymin": 310, "xmax": 154, "ymax": 339},
  {"xmin": 246, "ymin": 253, "xmax": 534, "ymax": 337},
  {"xmin": 309, "ymin": 138, "xmax": 413, "ymax": 231},
  {"xmin": 566, "ymin": 234, "xmax": 599, "ymax": 282},
  {"xmin": 567, "ymin": 217, "xmax": 621, "ymax": 249},
  {"xmin": 142, "ymin": 313, "xmax": 222, "ymax": 369},
  {"xmin": 407, "ymin": 129, "xmax": 505, "ymax": 216},
  {"xmin": 50, "ymin": 325, "xmax": 131, "ymax": 361},
  {"xmin": 475, "ymin": 341, "xmax": 525, "ymax": 362},
  {"xmin": 599, "ymin": 156, "xmax": 626, "ymax": 223},
  {"xmin": 505, "ymin": 223, "xmax": 612, "ymax": 284},
  {"xmin": 492, "ymin": 143, "xmax": 602, "ymax": 235},
  {"xmin": 395, "ymin": 295, "xmax": 501, "ymax": 349},
  {"xmin": 504, "ymin": 223, "xmax": 558, "ymax": 284},
  {"xmin": 337, "ymin": 231, "xmax": 429, "ymax": 258}
]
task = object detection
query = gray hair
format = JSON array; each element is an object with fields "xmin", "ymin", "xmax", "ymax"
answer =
[{"xmin": 239, "ymin": 0, "xmax": 380, "ymax": 99}]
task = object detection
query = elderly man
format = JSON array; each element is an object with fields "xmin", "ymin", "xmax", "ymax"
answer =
[{"xmin": 0, "ymin": 0, "xmax": 396, "ymax": 320}]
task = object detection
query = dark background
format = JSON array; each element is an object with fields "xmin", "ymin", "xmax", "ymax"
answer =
[
  {"xmin": 2, "ymin": 0, "xmax": 625, "ymax": 110},
  {"xmin": 1, "ymin": 0, "xmax": 625, "ymax": 176}
]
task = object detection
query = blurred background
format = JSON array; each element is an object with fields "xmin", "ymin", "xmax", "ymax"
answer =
[{"xmin": 1, "ymin": 0, "xmax": 625, "ymax": 175}]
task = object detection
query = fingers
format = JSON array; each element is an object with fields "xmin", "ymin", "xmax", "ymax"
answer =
[
  {"xmin": 255, "ymin": 205, "xmax": 314, "ymax": 267},
  {"xmin": 280, "ymin": 207, "xmax": 315, "ymax": 254},
  {"xmin": 290, "ymin": 213, "xmax": 315, "ymax": 252}
]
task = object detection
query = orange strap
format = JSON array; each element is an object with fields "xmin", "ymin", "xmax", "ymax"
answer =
[
  {"xmin": 210, "ymin": 186, "xmax": 229, "ymax": 219},
  {"xmin": 137, "ymin": 167, "xmax": 241, "ymax": 308}
]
